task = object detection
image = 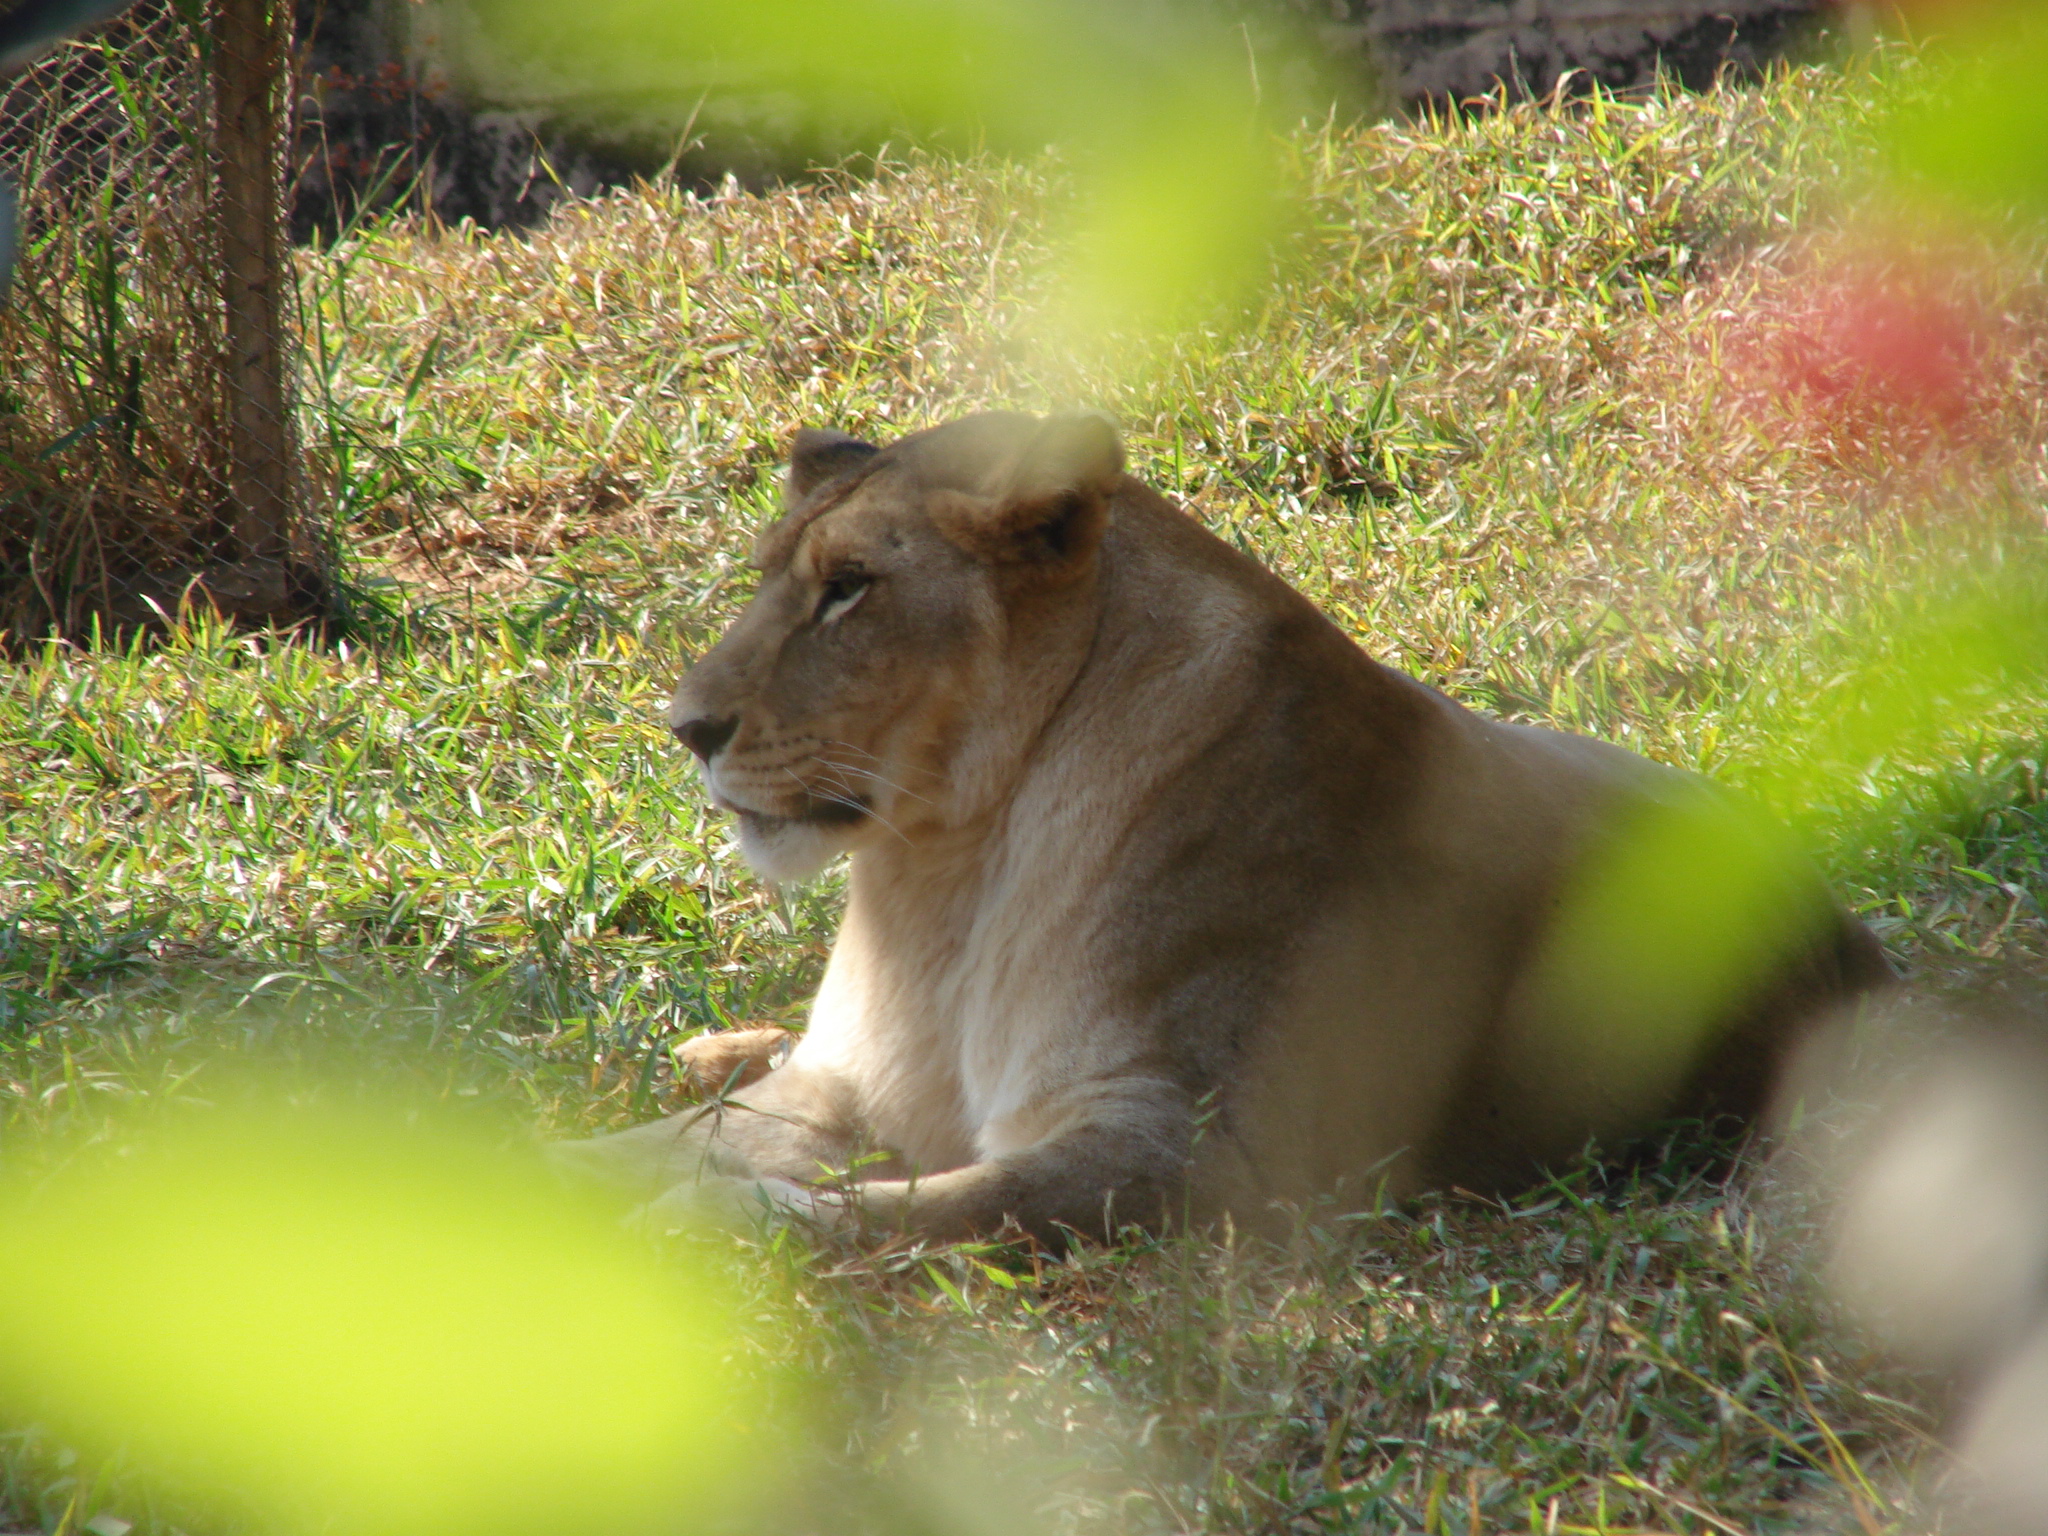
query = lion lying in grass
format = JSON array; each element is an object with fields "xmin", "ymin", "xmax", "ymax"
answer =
[{"xmin": 555, "ymin": 411, "xmax": 1890, "ymax": 1244}]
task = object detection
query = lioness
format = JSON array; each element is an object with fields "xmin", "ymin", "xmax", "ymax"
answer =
[{"xmin": 557, "ymin": 411, "xmax": 1890, "ymax": 1243}]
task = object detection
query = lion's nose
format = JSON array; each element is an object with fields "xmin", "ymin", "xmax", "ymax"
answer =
[{"xmin": 673, "ymin": 714, "xmax": 739, "ymax": 762}]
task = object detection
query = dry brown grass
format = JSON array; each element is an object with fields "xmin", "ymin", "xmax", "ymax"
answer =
[{"xmin": 0, "ymin": 7, "xmax": 333, "ymax": 640}]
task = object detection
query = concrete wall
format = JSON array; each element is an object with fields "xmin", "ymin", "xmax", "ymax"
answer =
[
  {"xmin": 291, "ymin": 0, "xmax": 1834, "ymax": 235},
  {"xmin": 1337, "ymin": 0, "xmax": 1824, "ymax": 100}
]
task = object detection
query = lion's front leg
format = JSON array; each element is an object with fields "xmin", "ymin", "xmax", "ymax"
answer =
[
  {"xmin": 548, "ymin": 1060, "xmax": 865, "ymax": 1210},
  {"xmin": 839, "ymin": 1077, "xmax": 1196, "ymax": 1246}
]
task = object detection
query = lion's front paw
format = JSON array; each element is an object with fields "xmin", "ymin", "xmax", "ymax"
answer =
[
  {"xmin": 633, "ymin": 1175, "xmax": 845, "ymax": 1237},
  {"xmin": 672, "ymin": 1026, "xmax": 796, "ymax": 1095},
  {"xmin": 543, "ymin": 1116, "xmax": 758, "ymax": 1200}
]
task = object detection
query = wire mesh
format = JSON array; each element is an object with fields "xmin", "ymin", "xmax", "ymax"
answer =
[{"xmin": 0, "ymin": 0, "xmax": 325, "ymax": 646}]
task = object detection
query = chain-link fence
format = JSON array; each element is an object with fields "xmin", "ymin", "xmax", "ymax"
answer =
[{"xmin": 0, "ymin": 0, "xmax": 325, "ymax": 646}]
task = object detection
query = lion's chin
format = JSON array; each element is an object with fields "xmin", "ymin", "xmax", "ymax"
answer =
[{"xmin": 735, "ymin": 812, "xmax": 849, "ymax": 883}]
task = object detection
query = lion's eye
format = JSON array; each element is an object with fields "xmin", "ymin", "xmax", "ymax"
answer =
[{"xmin": 814, "ymin": 573, "xmax": 871, "ymax": 626}]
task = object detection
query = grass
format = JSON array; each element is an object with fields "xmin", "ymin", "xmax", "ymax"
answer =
[{"xmin": 3, "ymin": 48, "xmax": 2047, "ymax": 1536}]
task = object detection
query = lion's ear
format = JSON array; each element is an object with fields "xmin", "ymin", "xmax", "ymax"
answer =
[
  {"xmin": 786, "ymin": 428, "xmax": 879, "ymax": 500},
  {"xmin": 944, "ymin": 413, "xmax": 1123, "ymax": 570}
]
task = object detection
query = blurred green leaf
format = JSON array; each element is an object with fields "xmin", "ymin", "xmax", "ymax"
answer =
[
  {"xmin": 1767, "ymin": 554, "xmax": 2048, "ymax": 824},
  {"xmin": 460, "ymin": 0, "xmax": 1278, "ymax": 333},
  {"xmin": 1887, "ymin": 11, "xmax": 2048, "ymax": 215},
  {"xmin": 1519, "ymin": 790, "xmax": 1834, "ymax": 1132},
  {"xmin": 0, "ymin": 1102, "xmax": 751, "ymax": 1536}
]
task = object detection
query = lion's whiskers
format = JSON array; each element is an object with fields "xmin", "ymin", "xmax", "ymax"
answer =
[
  {"xmin": 822, "ymin": 738, "xmax": 943, "ymax": 786},
  {"xmin": 784, "ymin": 766, "xmax": 912, "ymax": 846},
  {"xmin": 816, "ymin": 756, "xmax": 932, "ymax": 808}
]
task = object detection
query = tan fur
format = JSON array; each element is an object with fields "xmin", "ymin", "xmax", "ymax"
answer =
[
  {"xmin": 553, "ymin": 412, "xmax": 1892, "ymax": 1245},
  {"xmin": 671, "ymin": 1027, "xmax": 793, "ymax": 1096}
]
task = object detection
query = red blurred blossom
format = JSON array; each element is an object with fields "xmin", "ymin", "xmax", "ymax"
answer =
[{"xmin": 1716, "ymin": 237, "xmax": 2005, "ymax": 458}]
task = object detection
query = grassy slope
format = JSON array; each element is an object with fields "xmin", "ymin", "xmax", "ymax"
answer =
[{"xmin": 4, "ymin": 57, "xmax": 2047, "ymax": 1535}]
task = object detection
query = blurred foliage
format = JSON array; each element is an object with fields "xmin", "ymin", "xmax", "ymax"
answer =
[
  {"xmin": 457, "ymin": 0, "xmax": 1280, "ymax": 334},
  {"xmin": 1886, "ymin": 2, "xmax": 2048, "ymax": 216},
  {"xmin": 0, "ymin": 1098, "xmax": 747, "ymax": 1536}
]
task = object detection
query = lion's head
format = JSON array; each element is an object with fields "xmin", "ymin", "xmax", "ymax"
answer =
[{"xmin": 669, "ymin": 411, "xmax": 1125, "ymax": 881}]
